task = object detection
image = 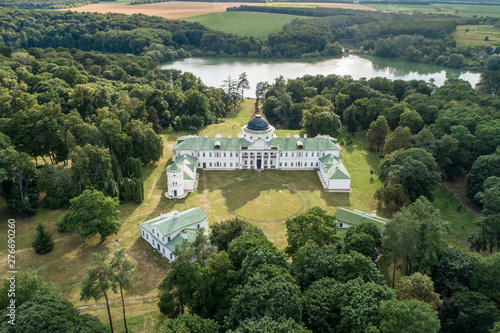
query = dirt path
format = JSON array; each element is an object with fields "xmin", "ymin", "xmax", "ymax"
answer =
[
  {"xmin": 67, "ymin": 1, "xmax": 377, "ymax": 19},
  {"xmin": 442, "ymin": 181, "xmax": 481, "ymax": 217}
]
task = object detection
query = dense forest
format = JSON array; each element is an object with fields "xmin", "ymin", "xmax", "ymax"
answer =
[
  {"xmin": 0, "ymin": 7, "xmax": 489, "ymax": 67},
  {"xmin": 0, "ymin": 45, "xmax": 235, "ymax": 215}
]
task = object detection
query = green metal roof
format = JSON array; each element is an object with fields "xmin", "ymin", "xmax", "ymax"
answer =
[
  {"xmin": 334, "ymin": 208, "xmax": 388, "ymax": 229},
  {"xmin": 167, "ymin": 154, "xmax": 197, "ymax": 180},
  {"xmin": 319, "ymin": 154, "xmax": 351, "ymax": 180},
  {"xmin": 138, "ymin": 208, "xmax": 207, "ymax": 241},
  {"xmin": 165, "ymin": 228, "xmax": 200, "ymax": 252},
  {"xmin": 174, "ymin": 135, "xmax": 341, "ymax": 152}
]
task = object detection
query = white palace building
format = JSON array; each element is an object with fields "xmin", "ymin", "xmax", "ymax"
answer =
[{"xmin": 167, "ymin": 114, "xmax": 351, "ymax": 198}]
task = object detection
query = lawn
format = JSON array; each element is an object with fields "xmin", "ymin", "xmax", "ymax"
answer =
[
  {"xmin": 367, "ymin": 3, "xmax": 500, "ymax": 17},
  {"xmin": 0, "ymin": 99, "xmax": 478, "ymax": 331},
  {"xmin": 182, "ymin": 11, "xmax": 304, "ymax": 40},
  {"xmin": 453, "ymin": 25, "xmax": 500, "ymax": 48}
]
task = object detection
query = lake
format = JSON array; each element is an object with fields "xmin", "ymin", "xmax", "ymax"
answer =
[{"xmin": 162, "ymin": 55, "xmax": 482, "ymax": 98}]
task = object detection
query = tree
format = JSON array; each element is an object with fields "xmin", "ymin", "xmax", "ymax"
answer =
[
  {"xmin": 465, "ymin": 152, "xmax": 500, "ymax": 201},
  {"xmin": 210, "ymin": 217, "xmax": 256, "ymax": 252},
  {"xmin": 159, "ymin": 314, "xmax": 220, "ymax": 333},
  {"xmin": 80, "ymin": 252, "xmax": 115, "ymax": 333},
  {"xmin": 110, "ymin": 249, "xmax": 134, "ymax": 333},
  {"xmin": 291, "ymin": 242, "xmax": 338, "ymax": 290},
  {"xmin": 255, "ymin": 81, "xmax": 270, "ymax": 109},
  {"xmin": 70, "ymin": 144, "xmax": 116, "ymax": 197},
  {"xmin": 124, "ymin": 120, "xmax": 163, "ymax": 164},
  {"xmin": 227, "ymin": 229, "xmax": 275, "ymax": 269},
  {"xmin": 374, "ymin": 169, "xmax": 411, "ymax": 210},
  {"xmin": 4, "ymin": 295, "xmax": 107, "ymax": 333},
  {"xmin": 378, "ymin": 299, "xmax": 440, "ymax": 333},
  {"xmin": 395, "ymin": 273, "xmax": 442, "ymax": 310},
  {"xmin": 343, "ymin": 222, "xmax": 382, "ymax": 261},
  {"xmin": 367, "ymin": 116, "xmax": 390, "ymax": 152},
  {"xmin": 303, "ymin": 277, "xmax": 395, "ymax": 333},
  {"xmin": 0, "ymin": 268, "xmax": 54, "ymax": 309},
  {"xmin": 343, "ymin": 105, "xmax": 357, "ymax": 133},
  {"xmin": 237, "ymin": 72, "xmax": 250, "ymax": 100},
  {"xmin": 383, "ymin": 126, "xmax": 412, "ymax": 155},
  {"xmin": 238, "ymin": 246, "xmax": 290, "ymax": 284},
  {"xmin": 431, "ymin": 249, "xmax": 473, "ymax": 298},
  {"xmin": 476, "ymin": 176, "xmax": 500, "ymax": 215},
  {"xmin": 399, "ymin": 109, "xmax": 423, "ymax": 134},
  {"xmin": 58, "ymin": 190, "xmax": 121, "ymax": 241},
  {"xmin": 227, "ymin": 316, "xmax": 311, "ymax": 333},
  {"xmin": 224, "ymin": 274, "xmax": 302, "ymax": 330},
  {"xmin": 38, "ymin": 164, "xmax": 78, "ymax": 208},
  {"xmin": 285, "ymin": 206, "xmax": 340, "ymax": 256},
  {"xmin": 439, "ymin": 291, "xmax": 499, "ymax": 333},
  {"xmin": 382, "ymin": 197, "xmax": 448, "ymax": 279},
  {"xmin": 0, "ymin": 148, "xmax": 39, "ymax": 216},
  {"xmin": 32, "ymin": 223, "xmax": 55, "ymax": 255},
  {"xmin": 378, "ymin": 148, "xmax": 441, "ymax": 202}
]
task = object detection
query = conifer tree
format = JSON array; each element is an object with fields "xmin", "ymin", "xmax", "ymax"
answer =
[{"xmin": 32, "ymin": 223, "xmax": 55, "ymax": 254}]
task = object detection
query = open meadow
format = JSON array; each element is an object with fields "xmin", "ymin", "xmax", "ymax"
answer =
[
  {"xmin": 453, "ymin": 24, "xmax": 500, "ymax": 48},
  {"xmin": 67, "ymin": 1, "xmax": 375, "ymax": 19},
  {"xmin": 367, "ymin": 3, "xmax": 500, "ymax": 17},
  {"xmin": 0, "ymin": 99, "xmax": 477, "ymax": 331},
  {"xmin": 183, "ymin": 11, "xmax": 304, "ymax": 40}
]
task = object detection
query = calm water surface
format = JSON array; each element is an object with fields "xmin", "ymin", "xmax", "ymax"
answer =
[{"xmin": 162, "ymin": 55, "xmax": 481, "ymax": 98}]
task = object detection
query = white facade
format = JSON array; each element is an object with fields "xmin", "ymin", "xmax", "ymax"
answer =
[
  {"xmin": 139, "ymin": 208, "xmax": 208, "ymax": 260},
  {"xmin": 169, "ymin": 115, "xmax": 351, "ymax": 197}
]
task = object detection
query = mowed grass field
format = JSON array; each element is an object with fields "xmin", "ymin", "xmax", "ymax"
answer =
[
  {"xmin": 183, "ymin": 11, "xmax": 304, "ymax": 40},
  {"xmin": 453, "ymin": 25, "xmax": 500, "ymax": 47},
  {"xmin": 0, "ymin": 99, "xmax": 478, "ymax": 331},
  {"xmin": 368, "ymin": 3, "xmax": 500, "ymax": 17}
]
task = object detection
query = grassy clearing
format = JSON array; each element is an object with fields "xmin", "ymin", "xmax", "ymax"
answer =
[
  {"xmin": 0, "ymin": 99, "xmax": 477, "ymax": 330},
  {"xmin": 182, "ymin": 11, "xmax": 304, "ymax": 40},
  {"xmin": 432, "ymin": 186, "xmax": 478, "ymax": 250},
  {"xmin": 453, "ymin": 25, "xmax": 500, "ymax": 48},
  {"xmin": 368, "ymin": 3, "xmax": 500, "ymax": 17}
]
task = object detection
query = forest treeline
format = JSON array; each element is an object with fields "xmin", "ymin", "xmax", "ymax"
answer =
[
  {"xmin": 0, "ymin": 0, "xmax": 98, "ymax": 9},
  {"xmin": 259, "ymin": 71, "xmax": 500, "ymax": 202},
  {"xmin": 0, "ymin": 45, "xmax": 234, "ymax": 215}
]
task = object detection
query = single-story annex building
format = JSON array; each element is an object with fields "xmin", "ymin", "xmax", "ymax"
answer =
[
  {"xmin": 167, "ymin": 114, "xmax": 351, "ymax": 198},
  {"xmin": 138, "ymin": 207, "xmax": 208, "ymax": 260},
  {"xmin": 334, "ymin": 208, "xmax": 388, "ymax": 229}
]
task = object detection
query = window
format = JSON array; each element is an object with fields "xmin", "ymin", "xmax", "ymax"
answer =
[
  {"xmin": 168, "ymin": 236, "xmax": 171, "ymax": 241},
  {"xmin": 291, "ymin": 153, "xmax": 294, "ymax": 157},
  {"xmin": 203, "ymin": 152, "xmax": 205, "ymax": 157},
  {"xmin": 236, "ymin": 153, "xmax": 238, "ymax": 157},
  {"xmin": 250, "ymin": 136, "xmax": 253, "ymax": 140},
  {"xmin": 162, "ymin": 237, "xmax": 164, "ymax": 242},
  {"xmin": 280, "ymin": 153, "xmax": 282, "ymax": 157},
  {"xmin": 223, "ymin": 153, "xmax": 226, "ymax": 157},
  {"xmin": 209, "ymin": 152, "xmax": 212, "ymax": 157},
  {"xmin": 280, "ymin": 162, "xmax": 282, "ymax": 167},
  {"xmin": 157, "ymin": 233, "xmax": 159, "ymax": 237},
  {"xmin": 163, "ymin": 249, "xmax": 165, "ymax": 254},
  {"xmin": 285, "ymin": 153, "xmax": 288, "ymax": 157},
  {"xmin": 285, "ymin": 162, "xmax": 287, "ymax": 167},
  {"xmin": 209, "ymin": 162, "xmax": 212, "ymax": 167},
  {"xmin": 146, "ymin": 234, "xmax": 149, "ymax": 240},
  {"xmin": 316, "ymin": 162, "xmax": 319, "ymax": 167},
  {"xmin": 230, "ymin": 162, "xmax": 233, "ymax": 167},
  {"xmin": 153, "ymin": 240, "xmax": 155, "ymax": 245},
  {"xmin": 142, "ymin": 231, "xmax": 144, "ymax": 236},
  {"xmin": 339, "ymin": 222, "xmax": 344, "ymax": 228},
  {"xmin": 197, "ymin": 153, "xmax": 199, "ymax": 157},
  {"xmin": 224, "ymin": 162, "xmax": 226, "ymax": 167},
  {"xmin": 236, "ymin": 163, "xmax": 238, "ymax": 167},
  {"xmin": 230, "ymin": 152, "xmax": 233, "ymax": 157},
  {"xmin": 170, "ymin": 253, "xmax": 173, "ymax": 259},
  {"xmin": 197, "ymin": 224, "xmax": 200, "ymax": 229}
]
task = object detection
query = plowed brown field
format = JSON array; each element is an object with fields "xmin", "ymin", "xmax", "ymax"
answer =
[{"xmin": 67, "ymin": 2, "xmax": 376, "ymax": 19}]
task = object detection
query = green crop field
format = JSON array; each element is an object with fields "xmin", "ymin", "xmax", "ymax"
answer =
[
  {"xmin": 453, "ymin": 24, "xmax": 500, "ymax": 47},
  {"xmin": 182, "ymin": 11, "xmax": 304, "ymax": 40},
  {"xmin": 368, "ymin": 3, "xmax": 500, "ymax": 17}
]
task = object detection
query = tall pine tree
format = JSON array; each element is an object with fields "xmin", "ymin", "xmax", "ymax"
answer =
[{"xmin": 32, "ymin": 223, "xmax": 55, "ymax": 254}]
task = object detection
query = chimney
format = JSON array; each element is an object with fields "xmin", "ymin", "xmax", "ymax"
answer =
[
  {"xmin": 304, "ymin": 134, "xmax": 307, "ymax": 138},
  {"xmin": 228, "ymin": 134, "xmax": 232, "ymax": 138},
  {"xmin": 286, "ymin": 134, "xmax": 290, "ymax": 138},
  {"xmin": 372, "ymin": 211, "xmax": 377, "ymax": 218},
  {"xmin": 205, "ymin": 134, "xmax": 208, "ymax": 138}
]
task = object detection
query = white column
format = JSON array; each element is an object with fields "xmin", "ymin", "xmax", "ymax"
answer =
[
  {"xmin": 254, "ymin": 153, "xmax": 257, "ymax": 170},
  {"xmin": 268, "ymin": 153, "xmax": 271, "ymax": 169}
]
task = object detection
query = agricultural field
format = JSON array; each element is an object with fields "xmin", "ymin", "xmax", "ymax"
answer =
[
  {"xmin": 0, "ymin": 99, "xmax": 478, "ymax": 331},
  {"xmin": 183, "ymin": 11, "xmax": 304, "ymax": 40},
  {"xmin": 453, "ymin": 25, "xmax": 500, "ymax": 48},
  {"xmin": 68, "ymin": 1, "xmax": 375, "ymax": 19},
  {"xmin": 367, "ymin": 3, "xmax": 500, "ymax": 18}
]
